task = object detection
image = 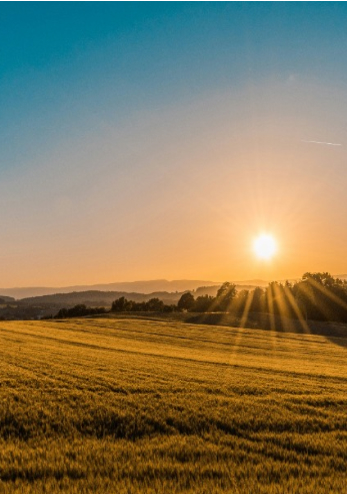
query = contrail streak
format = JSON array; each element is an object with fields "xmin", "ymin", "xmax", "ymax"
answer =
[{"xmin": 301, "ymin": 139, "xmax": 342, "ymax": 146}]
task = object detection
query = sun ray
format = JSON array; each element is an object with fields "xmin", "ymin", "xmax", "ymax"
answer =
[
  {"xmin": 299, "ymin": 277, "xmax": 347, "ymax": 322},
  {"xmin": 306, "ymin": 277, "xmax": 347, "ymax": 310},
  {"xmin": 239, "ymin": 290, "xmax": 255, "ymax": 329},
  {"xmin": 226, "ymin": 290, "xmax": 255, "ymax": 368},
  {"xmin": 282, "ymin": 285, "xmax": 311, "ymax": 334},
  {"xmin": 266, "ymin": 283, "xmax": 279, "ymax": 352}
]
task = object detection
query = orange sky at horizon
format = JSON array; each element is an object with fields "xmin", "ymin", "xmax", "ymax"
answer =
[{"xmin": 1, "ymin": 79, "xmax": 347, "ymax": 288}]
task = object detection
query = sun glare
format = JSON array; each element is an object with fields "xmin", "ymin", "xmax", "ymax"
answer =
[{"xmin": 253, "ymin": 234, "xmax": 277, "ymax": 260}]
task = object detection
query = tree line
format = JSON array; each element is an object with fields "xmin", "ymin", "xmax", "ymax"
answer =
[
  {"xmin": 55, "ymin": 272, "xmax": 347, "ymax": 323},
  {"xmin": 176, "ymin": 272, "xmax": 347, "ymax": 323},
  {"xmin": 55, "ymin": 305, "xmax": 107, "ymax": 319}
]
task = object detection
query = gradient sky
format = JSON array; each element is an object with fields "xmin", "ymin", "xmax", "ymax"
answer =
[{"xmin": 2, "ymin": 2, "xmax": 347, "ymax": 287}]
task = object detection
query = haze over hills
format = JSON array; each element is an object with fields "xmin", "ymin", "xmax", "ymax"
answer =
[
  {"xmin": 0, "ymin": 279, "xmax": 269, "ymax": 300},
  {"xmin": 2, "ymin": 275, "xmax": 346, "ymax": 300},
  {"xmin": 19, "ymin": 290, "xmax": 185, "ymax": 308}
]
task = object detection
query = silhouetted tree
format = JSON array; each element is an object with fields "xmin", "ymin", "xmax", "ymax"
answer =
[
  {"xmin": 293, "ymin": 272, "xmax": 347, "ymax": 322},
  {"xmin": 302, "ymin": 271, "xmax": 335, "ymax": 287},
  {"xmin": 250, "ymin": 287, "xmax": 264, "ymax": 312},
  {"xmin": 216, "ymin": 282, "xmax": 237, "ymax": 311},
  {"xmin": 233, "ymin": 289, "xmax": 249, "ymax": 315},
  {"xmin": 146, "ymin": 298, "xmax": 165, "ymax": 311},
  {"xmin": 192, "ymin": 295, "xmax": 214, "ymax": 312},
  {"xmin": 55, "ymin": 304, "xmax": 106, "ymax": 319},
  {"xmin": 111, "ymin": 296, "xmax": 128, "ymax": 312},
  {"xmin": 177, "ymin": 292, "xmax": 195, "ymax": 311}
]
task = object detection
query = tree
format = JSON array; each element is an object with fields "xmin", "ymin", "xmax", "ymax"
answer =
[
  {"xmin": 216, "ymin": 282, "xmax": 237, "ymax": 311},
  {"xmin": 111, "ymin": 297, "xmax": 127, "ymax": 312},
  {"xmin": 296, "ymin": 272, "xmax": 347, "ymax": 322},
  {"xmin": 233, "ymin": 289, "xmax": 249, "ymax": 315},
  {"xmin": 146, "ymin": 298, "xmax": 165, "ymax": 311},
  {"xmin": 177, "ymin": 292, "xmax": 195, "ymax": 311},
  {"xmin": 192, "ymin": 295, "xmax": 214, "ymax": 312},
  {"xmin": 302, "ymin": 272, "xmax": 335, "ymax": 287},
  {"xmin": 250, "ymin": 287, "xmax": 264, "ymax": 312}
]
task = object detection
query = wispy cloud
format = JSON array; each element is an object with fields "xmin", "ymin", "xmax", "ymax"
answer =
[{"xmin": 301, "ymin": 139, "xmax": 342, "ymax": 146}]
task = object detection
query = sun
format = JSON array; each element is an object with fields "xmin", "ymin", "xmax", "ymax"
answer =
[{"xmin": 253, "ymin": 234, "xmax": 277, "ymax": 260}]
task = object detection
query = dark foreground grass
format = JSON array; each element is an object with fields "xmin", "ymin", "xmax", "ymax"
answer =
[{"xmin": 0, "ymin": 318, "xmax": 346, "ymax": 493}]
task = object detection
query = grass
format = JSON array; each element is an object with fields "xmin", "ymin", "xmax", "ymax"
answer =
[{"xmin": 0, "ymin": 317, "xmax": 346, "ymax": 493}]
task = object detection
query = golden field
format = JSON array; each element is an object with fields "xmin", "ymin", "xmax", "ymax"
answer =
[{"xmin": 0, "ymin": 317, "xmax": 346, "ymax": 493}]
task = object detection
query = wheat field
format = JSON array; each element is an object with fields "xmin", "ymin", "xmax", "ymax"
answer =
[{"xmin": 0, "ymin": 317, "xmax": 346, "ymax": 493}]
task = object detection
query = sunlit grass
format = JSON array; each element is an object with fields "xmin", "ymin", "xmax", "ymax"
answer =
[{"xmin": 0, "ymin": 318, "xmax": 346, "ymax": 493}]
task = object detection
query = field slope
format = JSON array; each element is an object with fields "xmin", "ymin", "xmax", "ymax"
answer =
[{"xmin": 0, "ymin": 318, "xmax": 346, "ymax": 493}]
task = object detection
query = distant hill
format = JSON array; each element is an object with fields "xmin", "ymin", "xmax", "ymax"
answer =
[
  {"xmin": 19, "ymin": 290, "xmax": 186, "ymax": 308},
  {"xmin": 0, "ymin": 279, "xmax": 273, "ymax": 300},
  {"xmin": 0, "ymin": 280, "xmax": 222, "ymax": 300},
  {"xmin": 2, "ymin": 275, "xmax": 346, "ymax": 300},
  {"xmin": 0, "ymin": 295, "xmax": 15, "ymax": 303}
]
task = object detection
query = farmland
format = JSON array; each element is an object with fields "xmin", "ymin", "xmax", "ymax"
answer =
[{"xmin": 0, "ymin": 317, "xmax": 346, "ymax": 493}]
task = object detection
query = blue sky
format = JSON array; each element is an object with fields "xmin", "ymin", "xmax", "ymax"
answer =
[
  {"xmin": 3, "ymin": 2, "xmax": 347, "ymax": 169},
  {"xmin": 1, "ymin": 3, "xmax": 347, "ymax": 286}
]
